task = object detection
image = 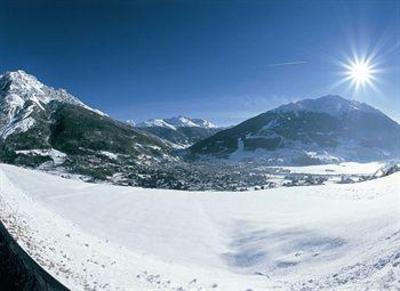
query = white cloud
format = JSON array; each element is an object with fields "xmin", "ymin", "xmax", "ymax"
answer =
[{"xmin": 267, "ymin": 61, "xmax": 307, "ymax": 67}]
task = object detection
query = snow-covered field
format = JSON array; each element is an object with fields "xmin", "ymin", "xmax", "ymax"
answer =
[
  {"xmin": 0, "ymin": 163, "xmax": 399, "ymax": 291},
  {"xmin": 272, "ymin": 161, "xmax": 385, "ymax": 175}
]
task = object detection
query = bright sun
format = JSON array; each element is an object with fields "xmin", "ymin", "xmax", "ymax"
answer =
[
  {"xmin": 343, "ymin": 56, "xmax": 378, "ymax": 90},
  {"xmin": 349, "ymin": 61, "xmax": 372, "ymax": 84}
]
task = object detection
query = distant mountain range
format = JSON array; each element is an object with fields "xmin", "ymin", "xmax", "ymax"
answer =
[
  {"xmin": 188, "ymin": 95, "xmax": 400, "ymax": 164},
  {"xmin": 137, "ymin": 116, "xmax": 220, "ymax": 148},
  {"xmin": 138, "ymin": 116, "xmax": 217, "ymax": 130}
]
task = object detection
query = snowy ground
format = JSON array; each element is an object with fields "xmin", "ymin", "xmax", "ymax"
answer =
[
  {"xmin": 271, "ymin": 161, "xmax": 384, "ymax": 175},
  {"xmin": 0, "ymin": 163, "xmax": 399, "ymax": 291}
]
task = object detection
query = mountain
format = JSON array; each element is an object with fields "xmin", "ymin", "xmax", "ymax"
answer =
[
  {"xmin": 188, "ymin": 95, "xmax": 400, "ymax": 164},
  {"xmin": 0, "ymin": 70, "xmax": 176, "ymax": 182},
  {"xmin": 138, "ymin": 116, "xmax": 220, "ymax": 148}
]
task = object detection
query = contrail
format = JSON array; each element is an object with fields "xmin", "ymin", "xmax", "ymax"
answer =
[{"xmin": 267, "ymin": 61, "xmax": 307, "ymax": 67}]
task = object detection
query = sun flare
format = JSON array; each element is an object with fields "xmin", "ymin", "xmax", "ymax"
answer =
[
  {"xmin": 349, "ymin": 61, "xmax": 372, "ymax": 84},
  {"xmin": 343, "ymin": 56, "xmax": 378, "ymax": 90}
]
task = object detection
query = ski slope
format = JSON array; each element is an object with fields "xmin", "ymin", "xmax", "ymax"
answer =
[{"xmin": 0, "ymin": 163, "xmax": 399, "ymax": 290}]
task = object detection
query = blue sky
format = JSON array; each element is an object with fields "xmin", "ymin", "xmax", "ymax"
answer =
[{"xmin": 1, "ymin": 0, "xmax": 399, "ymax": 126}]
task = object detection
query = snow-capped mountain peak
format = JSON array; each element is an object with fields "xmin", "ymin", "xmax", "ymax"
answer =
[
  {"xmin": 176, "ymin": 116, "xmax": 217, "ymax": 129},
  {"xmin": 140, "ymin": 118, "xmax": 178, "ymax": 130},
  {"xmin": 274, "ymin": 95, "xmax": 380, "ymax": 118},
  {"xmin": 1, "ymin": 70, "xmax": 45, "ymax": 93},
  {"xmin": 168, "ymin": 116, "xmax": 200, "ymax": 128},
  {"xmin": 0, "ymin": 70, "xmax": 89, "ymax": 107},
  {"xmin": 0, "ymin": 70, "xmax": 106, "ymax": 139}
]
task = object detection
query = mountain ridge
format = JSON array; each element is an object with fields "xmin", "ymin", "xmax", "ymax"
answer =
[
  {"xmin": 274, "ymin": 95, "xmax": 387, "ymax": 119},
  {"xmin": 188, "ymin": 95, "xmax": 400, "ymax": 164}
]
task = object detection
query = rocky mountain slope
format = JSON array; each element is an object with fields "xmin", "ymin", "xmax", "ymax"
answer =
[
  {"xmin": 0, "ymin": 70, "xmax": 176, "ymax": 182},
  {"xmin": 188, "ymin": 95, "xmax": 400, "ymax": 164},
  {"xmin": 138, "ymin": 116, "xmax": 220, "ymax": 148}
]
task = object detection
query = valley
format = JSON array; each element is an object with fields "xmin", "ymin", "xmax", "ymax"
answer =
[{"xmin": 1, "ymin": 70, "xmax": 399, "ymax": 192}]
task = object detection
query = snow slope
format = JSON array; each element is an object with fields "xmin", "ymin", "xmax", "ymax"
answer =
[
  {"xmin": 273, "ymin": 161, "xmax": 385, "ymax": 175},
  {"xmin": 0, "ymin": 164, "xmax": 399, "ymax": 290}
]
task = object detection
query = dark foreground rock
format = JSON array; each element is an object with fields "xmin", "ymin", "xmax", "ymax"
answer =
[{"xmin": 0, "ymin": 221, "xmax": 68, "ymax": 291}]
